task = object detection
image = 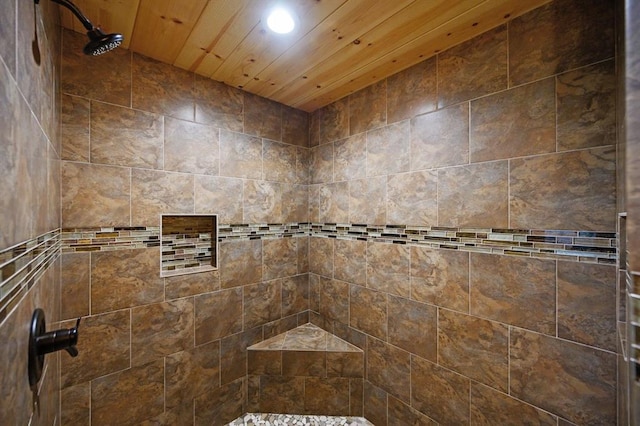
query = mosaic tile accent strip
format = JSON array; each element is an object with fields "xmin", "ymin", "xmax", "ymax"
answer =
[
  {"xmin": 227, "ymin": 413, "xmax": 373, "ymax": 426},
  {"xmin": 0, "ymin": 230, "xmax": 61, "ymax": 324},
  {"xmin": 161, "ymin": 215, "xmax": 217, "ymax": 276}
]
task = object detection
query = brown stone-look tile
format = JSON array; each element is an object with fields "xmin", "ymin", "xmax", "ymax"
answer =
[
  {"xmin": 387, "ymin": 57, "xmax": 437, "ymax": 124},
  {"xmin": 131, "ymin": 169, "xmax": 194, "ymax": 225},
  {"xmin": 0, "ymin": 0, "xmax": 16, "ymax": 76},
  {"xmin": 510, "ymin": 146, "xmax": 616, "ymax": 231},
  {"xmin": 284, "ymin": 323, "xmax": 328, "ymax": 350},
  {"xmin": 366, "ymin": 121, "xmax": 410, "ymax": 176},
  {"xmin": 90, "ymin": 101, "xmax": 163, "ymax": 169},
  {"xmin": 164, "ymin": 117, "xmax": 219, "ymax": 175},
  {"xmin": 244, "ymin": 280, "xmax": 282, "ymax": 329},
  {"xmin": 470, "ymin": 382, "xmax": 557, "ymax": 426},
  {"xmin": 557, "ymin": 60, "xmax": 616, "ymax": 151},
  {"xmin": 387, "ymin": 295, "xmax": 437, "ymax": 362},
  {"xmin": 296, "ymin": 146, "xmax": 311, "ymax": 185},
  {"xmin": 318, "ymin": 277, "xmax": 349, "ymax": 324},
  {"xmin": 282, "ymin": 183, "xmax": 309, "ymax": 223},
  {"xmin": 61, "ymin": 94, "xmax": 90, "ymax": 162},
  {"xmin": 309, "ymin": 273, "xmax": 320, "ymax": 312},
  {"xmin": 438, "ymin": 161, "xmax": 508, "ymax": 228},
  {"xmin": 61, "ymin": 29, "xmax": 131, "ymax": 107},
  {"xmin": 411, "ymin": 247, "xmax": 469, "ymax": 312},
  {"xmin": 194, "ymin": 378, "xmax": 244, "ymax": 426},
  {"xmin": 195, "ymin": 287, "xmax": 242, "ymax": 344},
  {"xmin": 470, "ymin": 253, "xmax": 555, "ymax": 333},
  {"xmin": 349, "ymin": 378, "xmax": 364, "ymax": 416},
  {"xmin": 319, "ymin": 182, "xmax": 349, "ymax": 223},
  {"xmin": 308, "ymin": 184, "xmax": 320, "ymax": 223},
  {"xmin": 350, "ymin": 80, "xmax": 387, "ymax": 135},
  {"xmin": 283, "ymin": 106, "xmax": 309, "ymax": 147},
  {"xmin": 327, "ymin": 352, "xmax": 364, "ymax": 378},
  {"xmin": 219, "ymin": 239, "xmax": 262, "ymax": 288},
  {"xmin": 61, "ymin": 382, "xmax": 90, "ymax": 426},
  {"xmin": 220, "ymin": 327, "xmax": 263, "ymax": 385},
  {"xmin": 245, "ymin": 93, "xmax": 282, "ymax": 140},
  {"xmin": 282, "ymin": 275, "xmax": 310, "ymax": 316},
  {"xmin": 305, "ymin": 377, "xmax": 350, "ymax": 416},
  {"xmin": 349, "ymin": 177, "xmax": 386, "ymax": 224},
  {"xmin": 247, "ymin": 375, "xmax": 261, "ymax": 413},
  {"xmin": 309, "ymin": 109, "xmax": 320, "ymax": 147},
  {"xmin": 349, "ymin": 285, "xmax": 387, "ymax": 341},
  {"xmin": 334, "ymin": 133, "xmax": 366, "ymax": 181},
  {"xmin": 297, "ymin": 237, "xmax": 309, "ymax": 274},
  {"xmin": 194, "ymin": 175, "xmax": 243, "ymax": 224},
  {"xmin": 219, "ymin": 129, "xmax": 262, "ymax": 179},
  {"xmin": 243, "ymin": 180, "xmax": 283, "ymax": 223},
  {"xmin": 366, "ymin": 242, "xmax": 410, "ymax": 297},
  {"xmin": 367, "ymin": 337, "xmax": 411, "ymax": 403},
  {"xmin": 320, "ymin": 97, "xmax": 349, "ymax": 144},
  {"xmin": 438, "ymin": 25, "xmax": 507, "ymax": 108},
  {"xmin": 557, "ymin": 262, "xmax": 616, "ymax": 351},
  {"xmin": 263, "ymin": 139, "xmax": 297, "ymax": 183},
  {"xmin": 310, "ymin": 142, "xmax": 334, "ymax": 184},
  {"xmin": 165, "ymin": 340, "xmax": 221, "ymax": 409},
  {"xmin": 509, "ymin": 0, "xmax": 615, "ymax": 86},
  {"xmin": 194, "ymin": 75, "xmax": 243, "ymax": 132},
  {"xmin": 248, "ymin": 349, "xmax": 283, "ymax": 375},
  {"xmin": 334, "ymin": 239, "xmax": 366, "ymax": 286},
  {"xmin": 387, "ymin": 170, "xmax": 437, "ymax": 226},
  {"xmin": 388, "ymin": 395, "xmax": 437, "ymax": 426},
  {"xmin": 410, "ymin": 103, "xmax": 469, "ymax": 170},
  {"xmin": 364, "ymin": 382, "xmax": 388, "ymax": 426},
  {"xmin": 61, "ymin": 162, "xmax": 130, "ymax": 228},
  {"xmin": 282, "ymin": 351, "xmax": 326, "ymax": 377},
  {"xmin": 165, "ymin": 269, "xmax": 220, "ymax": 300},
  {"xmin": 264, "ymin": 315, "xmax": 299, "ymax": 339},
  {"xmin": 60, "ymin": 252, "xmax": 89, "ymax": 320},
  {"xmin": 470, "ymin": 78, "xmax": 555, "ymax": 162},
  {"xmin": 510, "ymin": 328, "xmax": 616, "ymax": 425},
  {"xmin": 141, "ymin": 402, "xmax": 194, "ymax": 426},
  {"xmin": 438, "ymin": 309, "xmax": 509, "ymax": 392},
  {"xmin": 91, "ymin": 248, "xmax": 164, "ymax": 314},
  {"xmin": 411, "ymin": 355, "xmax": 470, "ymax": 426},
  {"xmin": 131, "ymin": 299, "xmax": 195, "ymax": 366},
  {"xmin": 309, "ymin": 237, "xmax": 333, "ymax": 277},
  {"xmin": 259, "ymin": 376, "xmax": 305, "ymax": 414},
  {"xmin": 263, "ymin": 238, "xmax": 298, "ymax": 281}
]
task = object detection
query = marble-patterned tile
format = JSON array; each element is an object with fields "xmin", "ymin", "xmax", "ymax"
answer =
[
  {"xmin": 282, "ymin": 106, "xmax": 309, "ymax": 147},
  {"xmin": 60, "ymin": 252, "xmax": 90, "ymax": 320},
  {"xmin": 350, "ymin": 80, "xmax": 387, "ymax": 135},
  {"xmin": 470, "ymin": 253, "xmax": 555, "ymax": 334},
  {"xmin": 61, "ymin": 383, "xmax": 90, "ymax": 426},
  {"xmin": 309, "ymin": 237, "xmax": 334, "ymax": 278},
  {"xmin": 164, "ymin": 117, "xmax": 219, "ymax": 175},
  {"xmin": 387, "ymin": 170, "xmax": 437, "ymax": 226},
  {"xmin": 61, "ymin": 162, "xmax": 130, "ymax": 228},
  {"xmin": 320, "ymin": 98, "xmax": 349, "ymax": 144},
  {"xmin": 131, "ymin": 169, "xmax": 194, "ymax": 225},
  {"xmin": 165, "ymin": 340, "xmax": 220, "ymax": 409},
  {"xmin": 387, "ymin": 295, "xmax": 437, "ymax": 362},
  {"xmin": 411, "ymin": 103, "xmax": 469, "ymax": 170},
  {"xmin": 194, "ymin": 75, "xmax": 243, "ymax": 132},
  {"xmin": 244, "ymin": 280, "xmax": 282, "ymax": 329},
  {"xmin": 509, "ymin": 0, "xmax": 615, "ymax": 86},
  {"xmin": 310, "ymin": 143, "xmax": 334, "ymax": 184},
  {"xmin": 366, "ymin": 121, "xmax": 410, "ymax": 176},
  {"xmin": 510, "ymin": 328, "xmax": 616, "ymax": 425},
  {"xmin": 367, "ymin": 337, "xmax": 411, "ymax": 403},
  {"xmin": 259, "ymin": 376, "xmax": 305, "ymax": 414},
  {"xmin": 243, "ymin": 180, "xmax": 283, "ymax": 223},
  {"xmin": 557, "ymin": 262, "xmax": 616, "ymax": 351},
  {"xmin": 61, "ymin": 94, "xmax": 90, "ymax": 161},
  {"xmin": 132, "ymin": 53, "xmax": 194, "ymax": 121},
  {"xmin": 220, "ymin": 328, "xmax": 262, "ymax": 385},
  {"xmin": 219, "ymin": 239, "xmax": 262, "ymax": 288},
  {"xmin": 349, "ymin": 285, "xmax": 387, "ymax": 341},
  {"xmin": 387, "ymin": 57, "xmax": 437, "ymax": 124},
  {"xmin": 91, "ymin": 360, "xmax": 164, "ymax": 426},
  {"xmin": 509, "ymin": 147, "xmax": 616, "ymax": 230},
  {"xmin": 438, "ymin": 161, "xmax": 508, "ymax": 228},
  {"xmin": 334, "ymin": 133, "xmax": 366, "ymax": 182},
  {"xmin": 411, "ymin": 355, "xmax": 470, "ymax": 426},
  {"xmin": 91, "ymin": 248, "xmax": 163, "ymax": 314},
  {"xmin": 334, "ymin": 239, "xmax": 366, "ymax": 286},
  {"xmin": 366, "ymin": 242, "xmax": 410, "ymax": 298},
  {"xmin": 349, "ymin": 177, "xmax": 386, "ymax": 224},
  {"xmin": 220, "ymin": 129, "xmax": 262, "ymax": 179},
  {"xmin": 245, "ymin": 93, "xmax": 282, "ymax": 141},
  {"xmin": 61, "ymin": 29, "xmax": 131, "ymax": 107},
  {"xmin": 411, "ymin": 247, "xmax": 469, "ymax": 312},
  {"xmin": 195, "ymin": 288, "xmax": 242, "ymax": 345},
  {"xmin": 282, "ymin": 275, "xmax": 309, "ymax": 317},
  {"xmin": 388, "ymin": 395, "xmax": 437, "ymax": 426},
  {"xmin": 320, "ymin": 278, "xmax": 349, "ymax": 324},
  {"xmin": 165, "ymin": 269, "xmax": 220, "ymax": 300},
  {"xmin": 319, "ymin": 182, "xmax": 349, "ymax": 223},
  {"xmin": 557, "ymin": 60, "xmax": 616, "ymax": 151},
  {"xmin": 90, "ymin": 101, "xmax": 163, "ymax": 169},
  {"xmin": 305, "ymin": 377, "xmax": 351, "ymax": 416},
  {"xmin": 364, "ymin": 382, "xmax": 388, "ymax": 426},
  {"xmin": 438, "ymin": 25, "xmax": 507, "ymax": 108},
  {"xmin": 194, "ymin": 175, "xmax": 243, "ymax": 224},
  {"xmin": 131, "ymin": 299, "xmax": 194, "ymax": 366},
  {"xmin": 470, "ymin": 382, "xmax": 557, "ymax": 426},
  {"xmin": 263, "ymin": 139, "xmax": 297, "ymax": 183},
  {"xmin": 60, "ymin": 310, "xmax": 130, "ymax": 388},
  {"xmin": 438, "ymin": 309, "xmax": 509, "ymax": 392},
  {"xmin": 194, "ymin": 378, "xmax": 244, "ymax": 425},
  {"xmin": 284, "ymin": 323, "xmax": 327, "ymax": 350},
  {"xmin": 282, "ymin": 351, "xmax": 326, "ymax": 377},
  {"xmin": 263, "ymin": 238, "xmax": 298, "ymax": 281}
]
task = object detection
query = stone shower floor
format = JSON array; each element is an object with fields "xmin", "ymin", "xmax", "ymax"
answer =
[{"xmin": 227, "ymin": 413, "xmax": 374, "ymax": 425}]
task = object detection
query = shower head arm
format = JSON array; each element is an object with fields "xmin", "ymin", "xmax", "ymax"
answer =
[{"xmin": 35, "ymin": 0, "xmax": 95, "ymax": 31}]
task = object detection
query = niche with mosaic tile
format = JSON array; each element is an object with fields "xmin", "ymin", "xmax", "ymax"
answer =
[{"xmin": 160, "ymin": 214, "xmax": 217, "ymax": 277}]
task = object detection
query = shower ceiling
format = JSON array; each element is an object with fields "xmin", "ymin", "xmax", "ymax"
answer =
[{"xmin": 59, "ymin": 0, "xmax": 551, "ymax": 112}]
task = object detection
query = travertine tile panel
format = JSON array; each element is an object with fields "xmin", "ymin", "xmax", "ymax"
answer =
[
  {"xmin": 263, "ymin": 139, "xmax": 297, "ymax": 183},
  {"xmin": 245, "ymin": 93, "xmax": 282, "ymax": 140},
  {"xmin": 282, "ymin": 275, "xmax": 310, "ymax": 317},
  {"xmin": 304, "ymin": 377, "xmax": 350, "ymax": 416},
  {"xmin": 387, "ymin": 57, "xmax": 437, "ymax": 124},
  {"xmin": 438, "ymin": 25, "xmax": 507, "ymax": 108},
  {"xmin": 509, "ymin": 0, "xmax": 615, "ymax": 86},
  {"xmin": 334, "ymin": 133, "xmax": 366, "ymax": 182},
  {"xmin": 319, "ymin": 278, "xmax": 349, "ymax": 324},
  {"xmin": 263, "ymin": 238, "xmax": 298, "ymax": 280},
  {"xmin": 470, "ymin": 78, "xmax": 556, "ymax": 162},
  {"xmin": 282, "ymin": 183, "xmax": 309, "ymax": 223},
  {"xmin": 60, "ymin": 252, "xmax": 89, "ymax": 320},
  {"xmin": 557, "ymin": 60, "xmax": 616, "ymax": 151},
  {"xmin": 349, "ymin": 177, "xmax": 386, "ymax": 224},
  {"xmin": 470, "ymin": 382, "xmax": 557, "ymax": 425},
  {"xmin": 165, "ymin": 269, "xmax": 220, "ymax": 300},
  {"xmin": 219, "ymin": 239, "xmax": 262, "ymax": 288},
  {"xmin": 91, "ymin": 248, "xmax": 164, "ymax": 314},
  {"xmin": 309, "ymin": 237, "xmax": 333, "ymax": 277},
  {"xmin": 367, "ymin": 337, "xmax": 411, "ymax": 403},
  {"xmin": 510, "ymin": 328, "xmax": 616, "ymax": 425},
  {"xmin": 387, "ymin": 170, "xmax": 437, "ymax": 226},
  {"xmin": 194, "ymin": 75, "xmax": 243, "ymax": 132},
  {"xmin": 308, "ymin": 184, "xmax": 320, "ymax": 223},
  {"xmin": 220, "ymin": 328, "xmax": 262, "ymax": 384},
  {"xmin": 350, "ymin": 80, "xmax": 387, "ymax": 135},
  {"xmin": 220, "ymin": 130, "xmax": 262, "ymax": 179},
  {"xmin": 131, "ymin": 169, "xmax": 194, "ymax": 225},
  {"xmin": 438, "ymin": 161, "xmax": 508, "ymax": 228},
  {"xmin": 366, "ymin": 242, "xmax": 410, "ymax": 297},
  {"xmin": 310, "ymin": 143, "xmax": 334, "ymax": 184},
  {"xmin": 282, "ymin": 106, "xmax": 309, "ymax": 147},
  {"xmin": 509, "ymin": 147, "xmax": 616, "ymax": 230},
  {"xmin": 90, "ymin": 101, "xmax": 163, "ymax": 169},
  {"xmin": 195, "ymin": 288, "xmax": 242, "ymax": 344},
  {"xmin": 282, "ymin": 351, "xmax": 326, "ymax": 377},
  {"xmin": 349, "ymin": 285, "xmax": 387, "ymax": 341},
  {"xmin": 244, "ymin": 280, "xmax": 282, "ymax": 329},
  {"xmin": 284, "ymin": 324, "xmax": 327, "ymax": 350},
  {"xmin": 470, "ymin": 253, "xmax": 555, "ymax": 333},
  {"xmin": 320, "ymin": 98, "xmax": 349, "ymax": 144},
  {"xmin": 388, "ymin": 295, "xmax": 437, "ymax": 362},
  {"xmin": 366, "ymin": 121, "xmax": 410, "ymax": 176},
  {"xmin": 61, "ymin": 94, "xmax": 90, "ymax": 161},
  {"xmin": 194, "ymin": 175, "xmax": 242, "ymax": 223},
  {"xmin": 438, "ymin": 309, "xmax": 509, "ymax": 392},
  {"xmin": 243, "ymin": 180, "xmax": 283, "ymax": 223},
  {"xmin": 259, "ymin": 376, "xmax": 305, "ymax": 414},
  {"xmin": 319, "ymin": 182, "xmax": 349, "ymax": 223},
  {"xmin": 61, "ymin": 162, "xmax": 130, "ymax": 228},
  {"xmin": 388, "ymin": 395, "xmax": 437, "ymax": 426},
  {"xmin": 132, "ymin": 53, "xmax": 194, "ymax": 121},
  {"xmin": 164, "ymin": 117, "xmax": 219, "ymax": 175},
  {"xmin": 165, "ymin": 341, "xmax": 220, "ymax": 409},
  {"xmin": 296, "ymin": 146, "xmax": 311, "ymax": 185},
  {"xmin": 61, "ymin": 383, "xmax": 90, "ymax": 426},
  {"xmin": 334, "ymin": 239, "xmax": 366, "ymax": 286}
]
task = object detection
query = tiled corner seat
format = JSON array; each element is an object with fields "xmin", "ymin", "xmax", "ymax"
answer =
[{"xmin": 247, "ymin": 323, "xmax": 364, "ymax": 416}]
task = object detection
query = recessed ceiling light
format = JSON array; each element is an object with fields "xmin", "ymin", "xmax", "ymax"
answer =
[{"xmin": 267, "ymin": 8, "xmax": 295, "ymax": 34}]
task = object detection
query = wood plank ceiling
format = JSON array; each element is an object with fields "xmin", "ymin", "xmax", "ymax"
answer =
[{"xmin": 60, "ymin": 0, "xmax": 551, "ymax": 112}]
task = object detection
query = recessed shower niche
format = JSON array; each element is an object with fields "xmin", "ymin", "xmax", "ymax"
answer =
[{"xmin": 160, "ymin": 214, "xmax": 217, "ymax": 277}]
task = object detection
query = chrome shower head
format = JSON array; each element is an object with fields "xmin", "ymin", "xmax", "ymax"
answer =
[{"xmin": 84, "ymin": 28, "xmax": 124, "ymax": 56}]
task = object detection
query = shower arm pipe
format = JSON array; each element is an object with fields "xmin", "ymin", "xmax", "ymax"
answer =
[{"xmin": 34, "ymin": 0, "xmax": 95, "ymax": 31}]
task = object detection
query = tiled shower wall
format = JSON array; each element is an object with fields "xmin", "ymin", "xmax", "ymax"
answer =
[{"xmin": 0, "ymin": 0, "xmax": 62, "ymax": 425}]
